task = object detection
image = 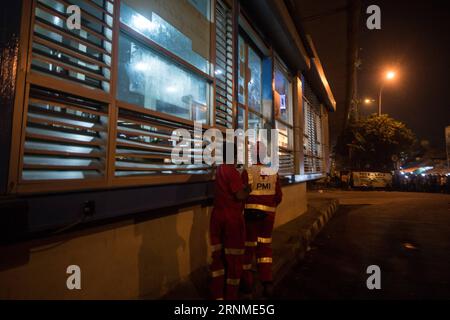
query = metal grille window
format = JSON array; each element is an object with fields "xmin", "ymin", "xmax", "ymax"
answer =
[
  {"xmin": 115, "ymin": 105, "xmax": 210, "ymax": 177},
  {"xmin": 214, "ymin": 0, "xmax": 234, "ymax": 129},
  {"xmin": 32, "ymin": 0, "xmax": 114, "ymax": 91},
  {"xmin": 303, "ymin": 79, "xmax": 324, "ymax": 174},
  {"xmin": 21, "ymin": 86, "xmax": 108, "ymax": 182}
]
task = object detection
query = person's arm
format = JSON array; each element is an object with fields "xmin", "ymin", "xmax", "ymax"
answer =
[{"xmin": 228, "ymin": 167, "xmax": 250, "ymax": 201}]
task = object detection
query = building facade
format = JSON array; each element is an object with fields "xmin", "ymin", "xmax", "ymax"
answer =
[{"xmin": 0, "ymin": 0, "xmax": 335, "ymax": 298}]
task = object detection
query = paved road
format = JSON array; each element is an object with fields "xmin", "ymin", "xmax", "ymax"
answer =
[{"xmin": 276, "ymin": 191, "xmax": 450, "ymax": 299}]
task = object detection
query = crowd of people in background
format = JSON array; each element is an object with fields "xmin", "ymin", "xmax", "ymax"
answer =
[
  {"xmin": 319, "ymin": 171, "xmax": 450, "ymax": 194},
  {"xmin": 392, "ymin": 173, "xmax": 450, "ymax": 194}
]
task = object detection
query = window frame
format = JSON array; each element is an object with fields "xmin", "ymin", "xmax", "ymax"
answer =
[
  {"xmin": 236, "ymin": 30, "xmax": 270, "ymax": 166},
  {"xmin": 112, "ymin": 0, "xmax": 217, "ymax": 183},
  {"xmin": 117, "ymin": 0, "xmax": 215, "ymax": 126},
  {"xmin": 273, "ymin": 57, "xmax": 294, "ymax": 176},
  {"xmin": 273, "ymin": 58, "xmax": 294, "ymax": 150}
]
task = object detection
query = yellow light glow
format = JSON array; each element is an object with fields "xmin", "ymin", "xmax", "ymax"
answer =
[{"xmin": 364, "ymin": 98, "xmax": 372, "ymax": 104}]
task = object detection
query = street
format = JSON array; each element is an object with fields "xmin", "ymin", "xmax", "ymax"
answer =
[{"xmin": 276, "ymin": 191, "xmax": 450, "ymax": 299}]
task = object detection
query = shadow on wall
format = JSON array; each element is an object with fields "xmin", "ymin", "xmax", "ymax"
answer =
[
  {"xmin": 0, "ymin": 183, "xmax": 214, "ymax": 299},
  {"xmin": 188, "ymin": 205, "xmax": 211, "ymax": 299},
  {"xmin": 135, "ymin": 203, "xmax": 211, "ymax": 299}
]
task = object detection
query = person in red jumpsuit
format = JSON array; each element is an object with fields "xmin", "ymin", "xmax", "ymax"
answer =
[
  {"xmin": 240, "ymin": 142, "xmax": 282, "ymax": 298},
  {"xmin": 209, "ymin": 141, "xmax": 251, "ymax": 300}
]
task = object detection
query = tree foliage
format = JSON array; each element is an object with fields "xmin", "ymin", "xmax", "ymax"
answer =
[{"xmin": 335, "ymin": 114, "xmax": 416, "ymax": 171}]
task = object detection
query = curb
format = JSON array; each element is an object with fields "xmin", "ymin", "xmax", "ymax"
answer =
[{"xmin": 303, "ymin": 199, "xmax": 339, "ymax": 245}]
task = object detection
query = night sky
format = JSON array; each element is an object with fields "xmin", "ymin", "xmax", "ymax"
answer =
[{"xmin": 358, "ymin": 0, "xmax": 450, "ymax": 151}]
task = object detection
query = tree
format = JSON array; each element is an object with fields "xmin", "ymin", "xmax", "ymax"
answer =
[{"xmin": 335, "ymin": 114, "xmax": 416, "ymax": 171}]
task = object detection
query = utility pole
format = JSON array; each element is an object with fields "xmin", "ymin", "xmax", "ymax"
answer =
[{"xmin": 344, "ymin": 0, "xmax": 361, "ymax": 127}]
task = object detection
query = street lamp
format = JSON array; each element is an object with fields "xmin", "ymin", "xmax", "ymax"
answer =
[
  {"xmin": 378, "ymin": 70, "xmax": 396, "ymax": 116},
  {"xmin": 353, "ymin": 98, "xmax": 375, "ymax": 120}
]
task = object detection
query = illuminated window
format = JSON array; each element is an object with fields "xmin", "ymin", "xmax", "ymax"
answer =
[
  {"xmin": 238, "ymin": 36, "xmax": 246, "ymax": 105},
  {"xmin": 237, "ymin": 34, "xmax": 270, "ymax": 165},
  {"xmin": 117, "ymin": 34, "xmax": 209, "ymax": 124},
  {"xmin": 117, "ymin": 0, "xmax": 213, "ymax": 124},
  {"xmin": 237, "ymin": 106, "xmax": 245, "ymax": 130},
  {"xmin": 248, "ymin": 112, "xmax": 264, "ymax": 131},
  {"xmin": 247, "ymin": 47, "xmax": 262, "ymax": 113},
  {"xmin": 238, "ymin": 36, "xmax": 262, "ymax": 113},
  {"xmin": 274, "ymin": 68, "xmax": 292, "ymax": 124},
  {"xmin": 274, "ymin": 61, "xmax": 294, "ymax": 176},
  {"xmin": 120, "ymin": 0, "xmax": 211, "ymax": 73}
]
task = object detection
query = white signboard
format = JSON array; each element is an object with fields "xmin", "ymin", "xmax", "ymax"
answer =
[{"xmin": 352, "ymin": 172, "xmax": 392, "ymax": 188}]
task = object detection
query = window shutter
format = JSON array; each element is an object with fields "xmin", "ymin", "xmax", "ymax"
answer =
[
  {"xmin": 278, "ymin": 150, "xmax": 295, "ymax": 176},
  {"xmin": 302, "ymin": 78, "xmax": 323, "ymax": 174},
  {"xmin": 115, "ymin": 107, "xmax": 210, "ymax": 177},
  {"xmin": 22, "ymin": 86, "xmax": 109, "ymax": 181},
  {"xmin": 214, "ymin": 0, "xmax": 234, "ymax": 129},
  {"xmin": 31, "ymin": 0, "xmax": 114, "ymax": 91}
]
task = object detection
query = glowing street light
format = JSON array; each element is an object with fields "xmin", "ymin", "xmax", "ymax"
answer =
[
  {"xmin": 378, "ymin": 70, "xmax": 396, "ymax": 116},
  {"xmin": 386, "ymin": 71, "xmax": 396, "ymax": 80}
]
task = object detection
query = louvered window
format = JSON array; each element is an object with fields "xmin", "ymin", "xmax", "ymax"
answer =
[
  {"xmin": 32, "ymin": 0, "xmax": 114, "ymax": 91},
  {"xmin": 22, "ymin": 86, "xmax": 108, "ymax": 181},
  {"xmin": 214, "ymin": 0, "xmax": 234, "ymax": 129},
  {"xmin": 115, "ymin": 106, "xmax": 210, "ymax": 177},
  {"xmin": 303, "ymin": 78, "xmax": 324, "ymax": 174},
  {"xmin": 274, "ymin": 61, "xmax": 294, "ymax": 176},
  {"xmin": 10, "ymin": 0, "xmax": 247, "ymax": 193}
]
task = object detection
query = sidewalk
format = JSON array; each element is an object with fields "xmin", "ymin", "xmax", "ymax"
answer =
[
  {"xmin": 161, "ymin": 193, "xmax": 339, "ymax": 299},
  {"xmin": 272, "ymin": 193, "xmax": 339, "ymax": 287}
]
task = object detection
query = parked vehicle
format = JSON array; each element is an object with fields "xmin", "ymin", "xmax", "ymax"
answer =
[{"xmin": 351, "ymin": 171, "xmax": 393, "ymax": 188}]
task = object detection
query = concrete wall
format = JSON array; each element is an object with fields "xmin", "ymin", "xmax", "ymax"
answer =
[{"xmin": 0, "ymin": 182, "xmax": 306, "ymax": 299}]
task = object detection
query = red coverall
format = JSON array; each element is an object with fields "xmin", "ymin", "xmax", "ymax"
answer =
[
  {"xmin": 241, "ymin": 165, "xmax": 282, "ymax": 291},
  {"xmin": 209, "ymin": 164, "xmax": 246, "ymax": 300}
]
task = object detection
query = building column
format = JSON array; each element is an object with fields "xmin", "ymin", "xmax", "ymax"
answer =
[{"xmin": 293, "ymin": 75, "xmax": 304, "ymax": 175}]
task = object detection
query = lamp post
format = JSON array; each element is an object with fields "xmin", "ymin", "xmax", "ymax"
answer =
[
  {"xmin": 354, "ymin": 98, "xmax": 375, "ymax": 119},
  {"xmin": 378, "ymin": 71, "xmax": 396, "ymax": 116}
]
